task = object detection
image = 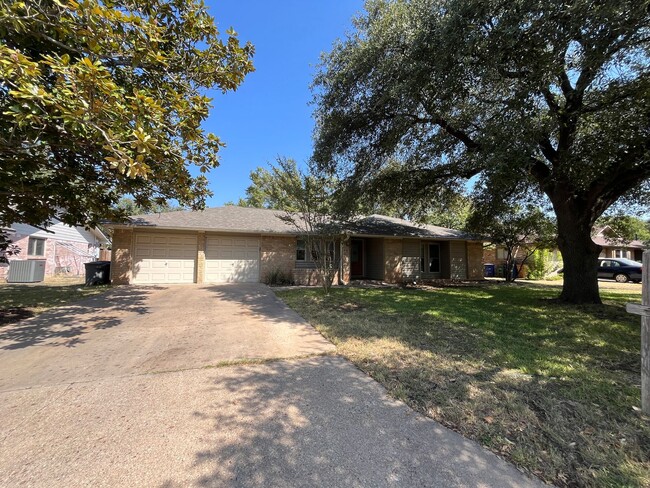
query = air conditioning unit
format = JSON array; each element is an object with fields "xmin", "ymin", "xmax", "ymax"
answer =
[{"xmin": 7, "ymin": 260, "xmax": 46, "ymax": 283}]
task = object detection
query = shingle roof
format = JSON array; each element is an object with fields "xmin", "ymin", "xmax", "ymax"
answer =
[
  {"xmin": 348, "ymin": 214, "xmax": 473, "ymax": 240},
  {"xmin": 592, "ymin": 226, "xmax": 646, "ymax": 249},
  {"xmin": 592, "ymin": 235, "xmax": 646, "ymax": 249},
  {"xmin": 115, "ymin": 206, "xmax": 475, "ymax": 240},
  {"xmin": 125, "ymin": 206, "xmax": 299, "ymax": 234}
]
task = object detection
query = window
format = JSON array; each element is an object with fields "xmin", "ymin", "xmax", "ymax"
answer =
[
  {"xmin": 296, "ymin": 240, "xmax": 306, "ymax": 261},
  {"xmin": 28, "ymin": 237, "xmax": 45, "ymax": 256},
  {"xmin": 429, "ymin": 244, "xmax": 441, "ymax": 273},
  {"xmin": 310, "ymin": 240, "xmax": 335, "ymax": 262},
  {"xmin": 496, "ymin": 248, "xmax": 507, "ymax": 260}
]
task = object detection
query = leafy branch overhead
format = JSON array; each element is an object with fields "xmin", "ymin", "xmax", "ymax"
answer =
[
  {"xmin": 312, "ymin": 0, "xmax": 650, "ymax": 303},
  {"xmin": 0, "ymin": 0, "xmax": 254, "ymax": 230}
]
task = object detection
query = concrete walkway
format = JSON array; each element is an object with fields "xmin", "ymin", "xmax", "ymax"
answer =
[{"xmin": 0, "ymin": 284, "xmax": 542, "ymax": 487}]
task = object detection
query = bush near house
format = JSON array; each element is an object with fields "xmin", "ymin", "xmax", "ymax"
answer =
[
  {"xmin": 527, "ymin": 249, "xmax": 561, "ymax": 280},
  {"xmin": 263, "ymin": 268, "xmax": 294, "ymax": 286},
  {"xmin": 277, "ymin": 284, "xmax": 648, "ymax": 487}
]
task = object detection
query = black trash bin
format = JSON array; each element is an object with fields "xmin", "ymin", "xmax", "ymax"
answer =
[{"xmin": 84, "ymin": 261, "xmax": 111, "ymax": 286}]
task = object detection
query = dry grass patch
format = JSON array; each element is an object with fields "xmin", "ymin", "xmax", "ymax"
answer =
[
  {"xmin": 0, "ymin": 282, "xmax": 110, "ymax": 325},
  {"xmin": 277, "ymin": 285, "xmax": 649, "ymax": 487}
]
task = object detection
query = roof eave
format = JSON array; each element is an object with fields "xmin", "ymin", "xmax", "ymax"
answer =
[{"xmin": 105, "ymin": 223, "xmax": 301, "ymax": 235}]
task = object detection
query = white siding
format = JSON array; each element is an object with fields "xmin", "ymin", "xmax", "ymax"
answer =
[{"xmin": 11, "ymin": 222, "xmax": 105, "ymax": 244}]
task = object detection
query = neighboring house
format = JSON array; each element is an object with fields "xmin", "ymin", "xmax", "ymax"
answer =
[
  {"xmin": 106, "ymin": 206, "xmax": 484, "ymax": 285},
  {"xmin": 592, "ymin": 226, "xmax": 646, "ymax": 261},
  {"xmin": 482, "ymin": 245, "xmax": 562, "ymax": 278},
  {"xmin": 0, "ymin": 221, "xmax": 110, "ymax": 281},
  {"xmin": 482, "ymin": 225, "xmax": 647, "ymax": 277}
]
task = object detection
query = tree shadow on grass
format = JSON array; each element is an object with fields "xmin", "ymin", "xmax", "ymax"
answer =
[
  {"xmin": 278, "ymin": 286, "xmax": 648, "ymax": 487},
  {"xmin": 0, "ymin": 286, "xmax": 156, "ymax": 350}
]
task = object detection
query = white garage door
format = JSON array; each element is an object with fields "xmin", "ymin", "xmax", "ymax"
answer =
[
  {"xmin": 205, "ymin": 235, "xmax": 260, "ymax": 283},
  {"xmin": 133, "ymin": 233, "xmax": 196, "ymax": 284}
]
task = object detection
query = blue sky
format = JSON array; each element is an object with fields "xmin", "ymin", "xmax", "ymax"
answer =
[{"xmin": 199, "ymin": 0, "xmax": 365, "ymax": 206}]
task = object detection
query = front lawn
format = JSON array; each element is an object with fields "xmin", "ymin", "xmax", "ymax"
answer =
[
  {"xmin": 0, "ymin": 281, "xmax": 109, "ymax": 325},
  {"xmin": 277, "ymin": 284, "xmax": 648, "ymax": 487}
]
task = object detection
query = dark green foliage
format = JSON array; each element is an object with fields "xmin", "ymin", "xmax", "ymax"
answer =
[
  {"xmin": 312, "ymin": 0, "xmax": 650, "ymax": 303},
  {"xmin": 263, "ymin": 268, "xmax": 294, "ymax": 286},
  {"xmin": 0, "ymin": 0, "xmax": 254, "ymax": 236}
]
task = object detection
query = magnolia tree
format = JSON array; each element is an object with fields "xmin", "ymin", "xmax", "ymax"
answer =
[
  {"xmin": 0, "ymin": 0, "xmax": 254, "ymax": 251},
  {"xmin": 312, "ymin": 0, "xmax": 650, "ymax": 304}
]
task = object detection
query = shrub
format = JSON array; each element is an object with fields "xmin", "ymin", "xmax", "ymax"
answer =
[
  {"xmin": 264, "ymin": 268, "xmax": 294, "ymax": 286},
  {"xmin": 527, "ymin": 249, "xmax": 558, "ymax": 280}
]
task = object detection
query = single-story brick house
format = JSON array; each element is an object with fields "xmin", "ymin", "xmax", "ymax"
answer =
[
  {"xmin": 592, "ymin": 227, "xmax": 645, "ymax": 261},
  {"xmin": 107, "ymin": 206, "xmax": 484, "ymax": 285},
  {"xmin": 481, "ymin": 225, "xmax": 647, "ymax": 277},
  {"xmin": 0, "ymin": 221, "xmax": 110, "ymax": 281}
]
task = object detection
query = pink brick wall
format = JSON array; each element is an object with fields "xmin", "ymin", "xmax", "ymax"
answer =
[{"xmin": 0, "ymin": 234, "xmax": 100, "ymax": 281}]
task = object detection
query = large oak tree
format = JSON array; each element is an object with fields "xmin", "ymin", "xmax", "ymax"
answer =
[
  {"xmin": 312, "ymin": 0, "xmax": 650, "ymax": 303},
  {"xmin": 0, "ymin": 0, "xmax": 254, "ymax": 241}
]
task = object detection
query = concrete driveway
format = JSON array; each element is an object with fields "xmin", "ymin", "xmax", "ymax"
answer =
[
  {"xmin": 0, "ymin": 284, "xmax": 541, "ymax": 487},
  {"xmin": 0, "ymin": 284, "xmax": 334, "ymax": 390}
]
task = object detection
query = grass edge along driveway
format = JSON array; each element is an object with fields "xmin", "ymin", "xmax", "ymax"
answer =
[
  {"xmin": 0, "ymin": 282, "xmax": 110, "ymax": 325},
  {"xmin": 277, "ymin": 284, "xmax": 648, "ymax": 488}
]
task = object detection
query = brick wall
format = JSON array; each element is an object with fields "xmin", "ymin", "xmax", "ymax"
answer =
[
  {"xmin": 482, "ymin": 246, "xmax": 496, "ymax": 265},
  {"xmin": 466, "ymin": 241, "xmax": 484, "ymax": 280},
  {"xmin": 110, "ymin": 228, "xmax": 133, "ymax": 285},
  {"xmin": 196, "ymin": 232, "xmax": 205, "ymax": 284},
  {"xmin": 0, "ymin": 234, "xmax": 98, "ymax": 281},
  {"xmin": 384, "ymin": 238, "xmax": 402, "ymax": 283},
  {"xmin": 293, "ymin": 268, "xmax": 340, "ymax": 286},
  {"xmin": 260, "ymin": 235, "xmax": 296, "ymax": 283}
]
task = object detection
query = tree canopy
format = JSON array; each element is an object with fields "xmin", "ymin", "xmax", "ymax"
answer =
[
  {"xmin": 597, "ymin": 214, "xmax": 650, "ymax": 246},
  {"xmin": 230, "ymin": 159, "xmax": 306, "ymax": 212},
  {"xmin": 0, "ymin": 0, "xmax": 254, "ymax": 235},
  {"xmin": 312, "ymin": 0, "xmax": 650, "ymax": 303},
  {"xmin": 468, "ymin": 205, "xmax": 556, "ymax": 282},
  {"xmin": 113, "ymin": 196, "xmax": 183, "ymax": 216}
]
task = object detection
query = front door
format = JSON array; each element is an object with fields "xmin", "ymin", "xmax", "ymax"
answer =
[{"xmin": 351, "ymin": 239, "xmax": 363, "ymax": 277}]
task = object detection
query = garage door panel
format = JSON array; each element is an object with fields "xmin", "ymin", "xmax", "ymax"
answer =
[
  {"xmin": 133, "ymin": 232, "xmax": 197, "ymax": 284},
  {"xmin": 205, "ymin": 235, "xmax": 259, "ymax": 283},
  {"xmin": 135, "ymin": 248, "xmax": 152, "ymax": 258}
]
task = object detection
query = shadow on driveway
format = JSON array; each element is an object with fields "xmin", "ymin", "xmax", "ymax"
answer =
[{"xmin": 166, "ymin": 357, "xmax": 540, "ymax": 488}]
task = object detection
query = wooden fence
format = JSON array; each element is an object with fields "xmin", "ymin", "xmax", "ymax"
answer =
[{"xmin": 626, "ymin": 250, "xmax": 649, "ymax": 415}]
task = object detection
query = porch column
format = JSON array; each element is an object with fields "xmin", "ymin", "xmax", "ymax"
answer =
[
  {"xmin": 466, "ymin": 241, "xmax": 484, "ymax": 280},
  {"xmin": 340, "ymin": 239, "xmax": 351, "ymax": 284},
  {"xmin": 383, "ymin": 238, "xmax": 402, "ymax": 283}
]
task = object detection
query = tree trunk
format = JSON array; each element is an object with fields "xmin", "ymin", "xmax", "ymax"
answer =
[{"xmin": 555, "ymin": 205, "xmax": 602, "ymax": 304}]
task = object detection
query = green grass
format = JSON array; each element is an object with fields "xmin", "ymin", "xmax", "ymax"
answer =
[
  {"xmin": 0, "ymin": 281, "xmax": 110, "ymax": 325},
  {"xmin": 277, "ymin": 283, "xmax": 649, "ymax": 488}
]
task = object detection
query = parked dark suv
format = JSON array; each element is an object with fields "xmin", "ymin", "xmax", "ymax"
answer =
[{"xmin": 597, "ymin": 258, "xmax": 642, "ymax": 283}]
